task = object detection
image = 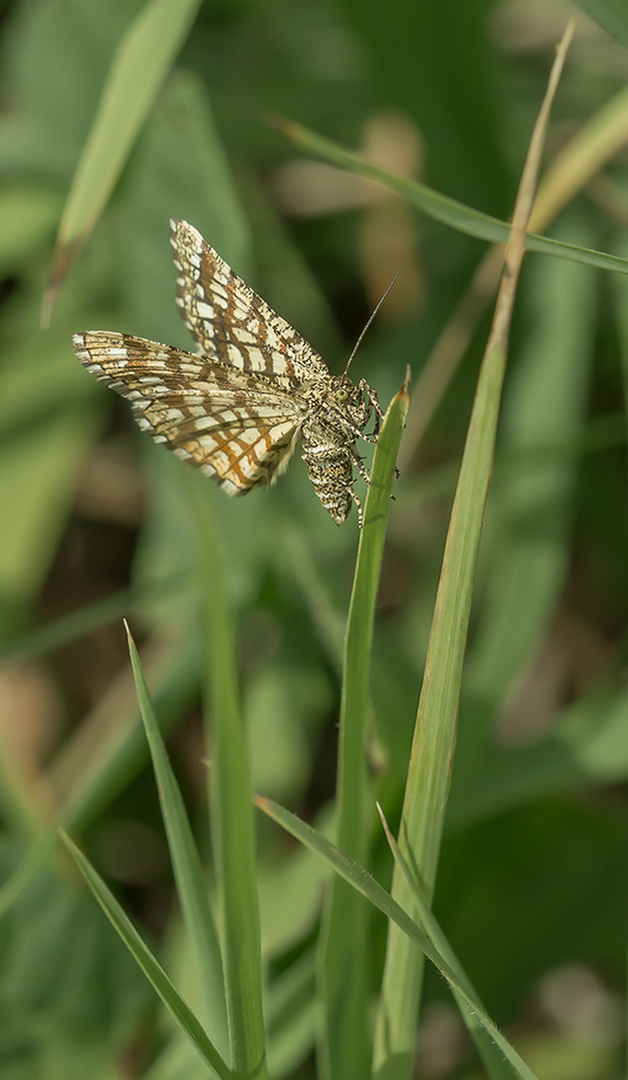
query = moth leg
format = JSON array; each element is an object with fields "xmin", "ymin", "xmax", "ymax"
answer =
[
  {"xmin": 370, "ymin": 386, "xmax": 384, "ymax": 425},
  {"xmin": 359, "ymin": 381, "xmax": 384, "ymax": 439},
  {"xmin": 351, "ymin": 446, "xmax": 372, "ymax": 486},
  {"xmin": 348, "ymin": 486, "xmax": 364, "ymax": 528}
]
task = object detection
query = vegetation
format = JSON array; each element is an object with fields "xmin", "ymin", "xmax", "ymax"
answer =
[{"xmin": 0, "ymin": 2, "xmax": 627, "ymax": 1079}]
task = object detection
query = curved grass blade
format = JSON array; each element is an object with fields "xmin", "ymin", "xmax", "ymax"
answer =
[
  {"xmin": 45, "ymin": 0, "xmax": 202, "ymax": 320},
  {"xmin": 275, "ymin": 119, "xmax": 628, "ymax": 278},
  {"xmin": 125, "ymin": 624, "xmax": 229, "ymax": 1057},
  {"xmin": 319, "ymin": 372, "xmax": 410, "ymax": 1080},
  {"xmin": 256, "ymin": 796, "xmax": 539, "ymax": 1080},
  {"xmin": 188, "ymin": 474, "xmax": 267, "ymax": 1080},
  {"xmin": 61, "ymin": 831, "xmax": 233, "ymax": 1080},
  {"xmin": 398, "ymin": 81, "xmax": 628, "ymax": 469}
]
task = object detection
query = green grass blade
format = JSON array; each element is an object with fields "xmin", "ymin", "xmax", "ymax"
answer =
[
  {"xmin": 0, "ymin": 325, "xmax": 101, "ymax": 602},
  {"xmin": 125, "ymin": 624, "xmax": 229, "ymax": 1058},
  {"xmin": 0, "ymin": 636, "xmax": 199, "ymax": 918},
  {"xmin": 256, "ymin": 796, "xmax": 539, "ymax": 1080},
  {"xmin": 372, "ymin": 26, "xmax": 572, "ymax": 1077},
  {"xmin": 0, "ymin": 574, "xmax": 185, "ymax": 665},
  {"xmin": 460, "ymin": 212, "xmax": 596, "ymax": 748},
  {"xmin": 0, "ymin": 576, "xmax": 183, "ymax": 662},
  {"xmin": 49, "ymin": 0, "xmax": 202, "ymax": 295},
  {"xmin": 376, "ymin": 806, "xmax": 516, "ymax": 1080},
  {"xmin": 374, "ymin": 357, "xmax": 508, "ymax": 1077},
  {"xmin": 189, "ymin": 475, "xmax": 267, "ymax": 1080},
  {"xmin": 278, "ymin": 119, "xmax": 628, "ymax": 278},
  {"xmin": 448, "ymin": 685, "xmax": 628, "ymax": 827},
  {"xmin": 0, "ymin": 829, "xmax": 58, "ymax": 919},
  {"xmin": 575, "ymin": 0, "xmax": 628, "ymax": 48},
  {"xmin": 0, "ymin": 587, "xmax": 135, "ymax": 662},
  {"xmin": 319, "ymin": 374, "xmax": 410, "ymax": 1080},
  {"xmin": 61, "ymin": 831, "xmax": 233, "ymax": 1080},
  {"xmin": 611, "ymin": 234, "xmax": 628, "ymax": 440}
]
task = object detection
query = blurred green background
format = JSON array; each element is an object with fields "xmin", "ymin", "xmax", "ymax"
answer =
[{"xmin": 0, "ymin": 1, "xmax": 627, "ymax": 1078}]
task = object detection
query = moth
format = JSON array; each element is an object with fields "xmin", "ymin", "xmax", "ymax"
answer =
[{"xmin": 73, "ymin": 220, "xmax": 383, "ymax": 525}]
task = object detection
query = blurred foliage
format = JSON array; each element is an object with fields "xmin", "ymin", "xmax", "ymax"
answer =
[{"xmin": 0, "ymin": 1, "xmax": 627, "ymax": 1078}]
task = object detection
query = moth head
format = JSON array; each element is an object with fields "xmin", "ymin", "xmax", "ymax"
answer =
[{"xmin": 333, "ymin": 376, "xmax": 359, "ymax": 407}]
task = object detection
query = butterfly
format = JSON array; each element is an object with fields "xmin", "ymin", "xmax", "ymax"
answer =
[{"xmin": 73, "ymin": 220, "xmax": 383, "ymax": 525}]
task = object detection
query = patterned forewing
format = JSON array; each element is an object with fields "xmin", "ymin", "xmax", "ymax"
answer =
[
  {"xmin": 170, "ymin": 219, "xmax": 330, "ymax": 384},
  {"xmin": 73, "ymin": 220, "xmax": 382, "ymax": 525},
  {"xmin": 73, "ymin": 331, "xmax": 302, "ymax": 493}
]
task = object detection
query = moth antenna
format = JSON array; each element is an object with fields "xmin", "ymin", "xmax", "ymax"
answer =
[{"xmin": 341, "ymin": 271, "xmax": 401, "ymax": 379}]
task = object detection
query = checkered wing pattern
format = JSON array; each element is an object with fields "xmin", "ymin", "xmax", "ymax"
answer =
[
  {"xmin": 73, "ymin": 219, "xmax": 383, "ymax": 525},
  {"xmin": 170, "ymin": 219, "xmax": 330, "ymax": 384},
  {"xmin": 73, "ymin": 331, "xmax": 302, "ymax": 494}
]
